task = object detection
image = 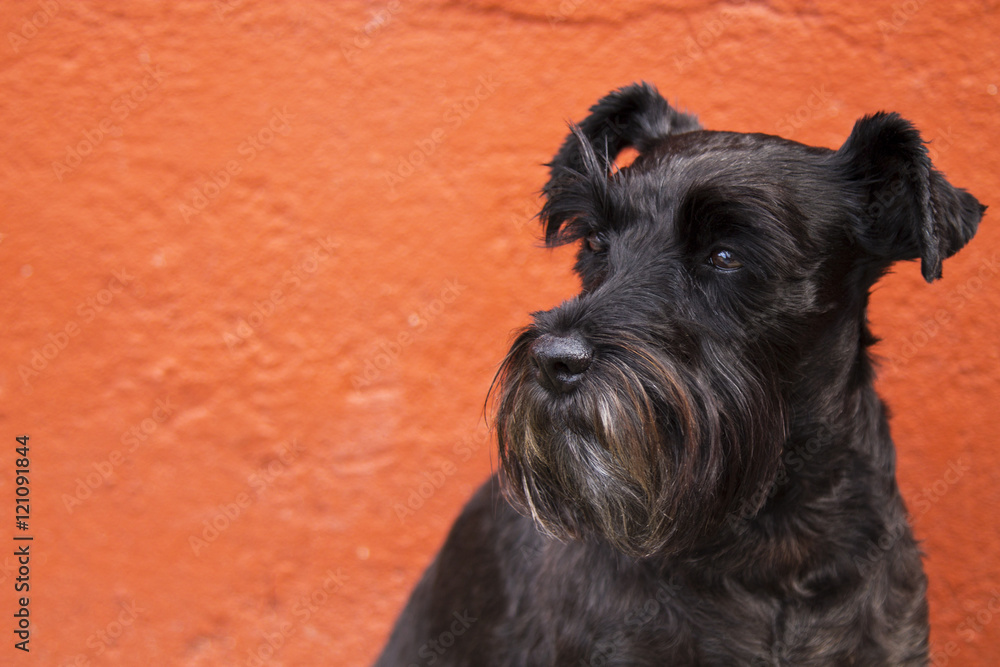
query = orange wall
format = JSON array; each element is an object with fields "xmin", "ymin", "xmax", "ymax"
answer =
[{"xmin": 1, "ymin": 1, "xmax": 998, "ymax": 664}]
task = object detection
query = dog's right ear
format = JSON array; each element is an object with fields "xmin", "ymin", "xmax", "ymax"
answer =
[
  {"xmin": 541, "ymin": 83, "xmax": 700, "ymax": 244},
  {"xmin": 835, "ymin": 112, "xmax": 985, "ymax": 282}
]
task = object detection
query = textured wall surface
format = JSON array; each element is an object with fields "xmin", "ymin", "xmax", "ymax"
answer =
[{"xmin": 0, "ymin": 1, "xmax": 997, "ymax": 664}]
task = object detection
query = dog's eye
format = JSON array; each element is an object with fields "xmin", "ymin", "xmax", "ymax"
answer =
[
  {"xmin": 585, "ymin": 233, "xmax": 607, "ymax": 253},
  {"xmin": 707, "ymin": 249, "xmax": 743, "ymax": 271}
]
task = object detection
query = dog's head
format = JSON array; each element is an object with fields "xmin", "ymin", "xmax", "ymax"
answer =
[{"xmin": 493, "ymin": 83, "xmax": 984, "ymax": 558}]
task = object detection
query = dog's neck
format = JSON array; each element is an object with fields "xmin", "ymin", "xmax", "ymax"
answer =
[{"xmin": 688, "ymin": 309, "xmax": 906, "ymax": 590}]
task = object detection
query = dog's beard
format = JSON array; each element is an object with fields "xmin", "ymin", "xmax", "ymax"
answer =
[{"xmin": 493, "ymin": 328, "xmax": 785, "ymax": 559}]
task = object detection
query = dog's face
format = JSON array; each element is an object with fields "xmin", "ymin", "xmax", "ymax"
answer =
[{"xmin": 494, "ymin": 84, "xmax": 983, "ymax": 558}]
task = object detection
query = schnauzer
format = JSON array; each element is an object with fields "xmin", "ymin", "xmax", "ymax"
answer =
[{"xmin": 374, "ymin": 83, "xmax": 985, "ymax": 666}]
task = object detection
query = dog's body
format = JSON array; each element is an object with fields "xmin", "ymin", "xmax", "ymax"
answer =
[{"xmin": 375, "ymin": 84, "xmax": 984, "ymax": 666}]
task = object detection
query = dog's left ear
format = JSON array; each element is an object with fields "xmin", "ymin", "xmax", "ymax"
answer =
[
  {"xmin": 835, "ymin": 112, "xmax": 986, "ymax": 281},
  {"xmin": 541, "ymin": 83, "xmax": 700, "ymax": 245}
]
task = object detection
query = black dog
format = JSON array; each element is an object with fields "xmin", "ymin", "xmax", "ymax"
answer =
[{"xmin": 375, "ymin": 83, "xmax": 984, "ymax": 666}]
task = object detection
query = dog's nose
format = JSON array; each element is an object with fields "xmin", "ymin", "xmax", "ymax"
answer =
[{"xmin": 530, "ymin": 333, "xmax": 594, "ymax": 394}]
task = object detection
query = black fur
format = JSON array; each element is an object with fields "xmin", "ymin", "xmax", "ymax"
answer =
[{"xmin": 374, "ymin": 83, "xmax": 985, "ymax": 666}]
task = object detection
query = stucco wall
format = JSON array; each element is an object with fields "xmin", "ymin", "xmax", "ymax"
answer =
[{"xmin": 0, "ymin": 1, "xmax": 997, "ymax": 664}]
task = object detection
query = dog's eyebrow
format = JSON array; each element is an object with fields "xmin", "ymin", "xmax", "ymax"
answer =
[
  {"xmin": 678, "ymin": 184, "xmax": 756, "ymax": 236},
  {"xmin": 541, "ymin": 168, "xmax": 639, "ymax": 246},
  {"xmin": 680, "ymin": 182, "xmax": 803, "ymax": 237}
]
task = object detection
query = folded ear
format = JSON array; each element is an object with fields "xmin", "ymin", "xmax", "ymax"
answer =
[
  {"xmin": 541, "ymin": 83, "xmax": 700, "ymax": 243},
  {"xmin": 835, "ymin": 112, "xmax": 986, "ymax": 282}
]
